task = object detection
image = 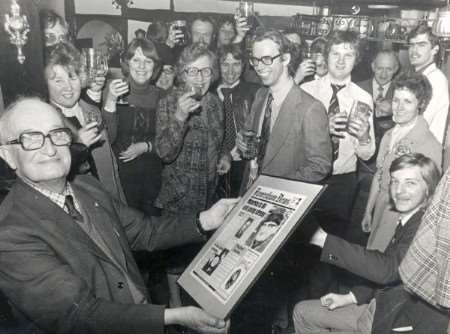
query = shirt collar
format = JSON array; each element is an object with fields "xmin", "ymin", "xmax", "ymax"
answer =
[
  {"xmin": 416, "ymin": 61, "xmax": 436, "ymax": 74},
  {"xmin": 326, "ymin": 73, "xmax": 352, "ymax": 87},
  {"xmin": 399, "ymin": 206, "xmax": 422, "ymax": 226},
  {"xmin": 52, "ymin": 101, "xmax": 82, "ymax": 118},
  {"xmin": 217, "ymin": 80, "xmax": 240, "ymax": 100},
  {"xmin": 269, "ymin": 77, "xmax": 294, "ymax": 105},
  {"xmin": 22, "ymin": 178, "xmax": 73, "ymax": 211}
]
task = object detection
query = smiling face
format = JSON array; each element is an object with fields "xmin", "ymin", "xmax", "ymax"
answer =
[
  {"xmin": 156, "ymin": 64, "xmax": 175, "ymax": 91},
  {"xmin": 392, "ymin": 88, "xmax": 420, "ymax": 127},
  {"xmin": 128, "ymin": 47, "xmax": 155, "ymax": 85},
  {"xmin": 218, "ymin": 22, "xmax": 236, "ymax": 46},
  {"xmin": 390, "ymin": 166, "xmax": 428, "ymax": 214},
  {"xmin": 372, "ymin": 53, "xmax": 398, "ymax": 86},
  {"xmin": 183, "ymin": 55, "xmax": 213, "ymax": 96},
  {"xmin": 46, "ymin": 65, "xmax": 81, "ymax": 108},
  {"xmin": 0, "ymin": 100, "xmax": 71, "ymax": 192},
  {"xmin": 44, "ymin": 22, "xmax": 68, "ymax": 47},
  {"xmin": 327, "ymin": 43, "xmax": 357, "ymax": 82},
  {"xmin": 220, "ymin": 53, "xmax": 243, "ymax": 86},
  {"xmin": 252, "ymin": 39, "xmax": 289, "ymax": 88},
  {"xmin": 408, "ymin": 33, "xmax": 438, "ymax": 71}
]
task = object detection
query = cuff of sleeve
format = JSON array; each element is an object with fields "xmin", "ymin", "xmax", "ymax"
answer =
[{"xmin": 349, "ymin": 291, "xmax": 358, "ymax": 304}]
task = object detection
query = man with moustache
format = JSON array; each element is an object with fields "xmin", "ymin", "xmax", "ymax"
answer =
[
  {"xmin": 0, "ymin": 97, "xmax": 235, "ymax": 334},
  {"xmin": 352, "ymin": 49, "xmax": 399, "ymax": 239}
]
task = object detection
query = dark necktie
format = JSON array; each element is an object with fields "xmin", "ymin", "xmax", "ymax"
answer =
[
  {"xmin": 328, "ymin": 84, "xmax": 345, "ymax": 160},
  {"xmin": 65, "ymin": 195, "xmax": 84, "ymax": 222},
  {"xmin": 390, "ymin": 218, "xmax": 403, "ymax": 245},
  {"xmin": 257, "ymin": 93, "xmax": 274, "ymax": 172},
  {"xmin": 376, "ymin": 84, "xmax": 384, "ymax": 102},
  {"xmin": 222, "ymin": 88, "xmax": 237, "ymax": 152}
]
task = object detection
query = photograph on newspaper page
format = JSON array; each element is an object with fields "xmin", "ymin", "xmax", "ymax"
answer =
[{"xmin": 178, "ymin": 174, "xmax": 326, "ymax": 319}]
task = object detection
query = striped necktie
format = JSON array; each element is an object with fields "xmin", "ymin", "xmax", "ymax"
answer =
[{"xmin": 328, "ymin": 84, "xmax": 345, "ymax": 160}]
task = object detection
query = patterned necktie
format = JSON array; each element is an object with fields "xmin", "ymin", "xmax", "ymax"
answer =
[
  {"xmin": 328, "ymin": 84, "xmax": 345, "ymax": 160},
  {"xmin": 257, "ymin": 93, "xmax": 274, "ymax": 172},
  {"xmin": 65, "ymin": 195, "xmax": 84, "ymax": 222},
  {"xmin": 222, "ymin": 88, "xmax": 237, "ymax": 152},
  {"xmin": 376, "ymin": 84, "xmax": 384, "ymax": 102}
]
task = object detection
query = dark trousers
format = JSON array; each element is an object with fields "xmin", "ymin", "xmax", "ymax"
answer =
[
  {"xmin": 314, "ymin": 172, "xmax": 358, "ymax": 239},
  {"xmin": 372, "ymin": 286, "xmax": 449, "ymax": 334},
  {"xmin": 217, "ymin": 160, "xmax": 246, "ymax": 198}
]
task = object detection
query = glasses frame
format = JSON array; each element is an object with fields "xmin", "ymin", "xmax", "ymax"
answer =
[
  {"xmin": 249, "ymin": 54, "xmax": 282, "ymax": 67},
  {"xmin": 184, "ymin": 67, "xmax": 213, "ymax": 78},
  {"xmin": 3, "ymin": 127, "xmax": 73, "ymax": 151}
]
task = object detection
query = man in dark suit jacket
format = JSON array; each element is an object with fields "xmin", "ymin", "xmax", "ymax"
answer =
[
  {"xmin": 293, "ymin": 153, "xmax": 441, "ymax": 334},
  {"xmin": 0, "ymin": 97, "xmax": 235, "ymax": 334},
  {"xmin": 215, "ymin": 44, "xmax": 260, "ymax": 197}
]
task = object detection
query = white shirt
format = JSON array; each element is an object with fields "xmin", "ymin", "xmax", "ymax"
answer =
[
  {"xmin": 53, "ymin": 101, "xmax": 86, "ymax": 126},
  {"xmin": 257, "ymin": 78, "xmax": 294, "ymax": 134},
  {"xmin": 301, "ymin": 74, "xmax": 375, "ymax": 175},
  {"xmin": 421, "ymin": 63, "xmax": 449, "ymax": 144}
]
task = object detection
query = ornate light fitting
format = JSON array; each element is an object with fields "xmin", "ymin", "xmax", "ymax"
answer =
[
  {"xmin": 433, "ymin": 0, "xmax": 450, "ymax": 38},
  {"xmin": 112, "ymin": 0, "xmax": 134, "ymax": 10},
  {"xmin": 4, "ymin": 0, "xmax": 30, "ymax": 64}
]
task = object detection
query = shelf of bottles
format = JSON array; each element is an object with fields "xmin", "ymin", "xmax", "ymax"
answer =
[{"xmin": 289, "ymin": 13, "xmax": 432, "ymax": 44}]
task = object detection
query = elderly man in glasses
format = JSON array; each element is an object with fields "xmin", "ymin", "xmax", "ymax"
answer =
[{"xmin": 0, "ymin": 97, "xmax": 236, "ymax": 334}]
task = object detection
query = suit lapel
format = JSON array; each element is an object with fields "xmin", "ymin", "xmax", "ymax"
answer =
[
  {"xmin": 13, "ymin": 181, "xmax": 113, "ymax": 264},
  {"xmin": 262, "ymin": 85, "xmax": 297, "ymax": 168},
  {"xmin": 73, "ymin": 184, "xmax": 128, "ymax": 269},
  {"xmin": 251, "ymin": 87, "xmax": 269, "ymax": 131}
]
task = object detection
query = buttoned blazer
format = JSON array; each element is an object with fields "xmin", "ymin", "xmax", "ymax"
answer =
[
  {"xmin": 242, "ymin": 84, "xmax": 332, "ymax": 186},
  {"xmin": 0, "ymin": 175, "xmax": 202, "ymax": 334},
  {"xmin": 321, "ymin": 210, "xmax": 424, "ymax": 304}
]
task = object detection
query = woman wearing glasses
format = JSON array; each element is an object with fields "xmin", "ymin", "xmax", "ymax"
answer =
[
  {"xmin": 104, "ymin": 38, "xmax": 163, "ymax": 216},
  {"xmin": 155, "ymin": 42, "xmax": 229, "ymax": 306}
]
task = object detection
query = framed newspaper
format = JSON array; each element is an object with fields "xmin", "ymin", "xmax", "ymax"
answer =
[{"xmin": 179, "ymin": 174, "xmax": 326, "ymax": 319}]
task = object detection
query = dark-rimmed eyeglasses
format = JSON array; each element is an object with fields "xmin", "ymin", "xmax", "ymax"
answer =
[
  {"xmin": 249, "ymin": 54, "xmax": 281, "ymax": 67},
  {"xmin": 2, "ymin": 128, "xmax": 72, "ymax": 151},
  {"xmin": 184, "ymin": 67, "xmax": 213, "ymax": 77}
]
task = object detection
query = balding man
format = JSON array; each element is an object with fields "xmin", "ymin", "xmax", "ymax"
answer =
[
  {"xmin": 0, "ymin": 97, "xmax": 235, "ymax": 333},
  {"xmin": 352, "ymin": 50, "xmax": 400, "ymax": 236}
]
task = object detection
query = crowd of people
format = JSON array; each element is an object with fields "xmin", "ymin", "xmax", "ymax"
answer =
[{"xmin": 0, "ymin": 8, "xmax": 449, "ymax": 334}]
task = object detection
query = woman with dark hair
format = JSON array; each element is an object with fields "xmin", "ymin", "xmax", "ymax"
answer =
[
  {"xmin": 104, "ymin": 38, "xmax": 163, "ymax": 215},
  {"xmin": 362, "ymin": 72, "xmax": 442, "ymax": 251},
  {"xmin": 155, "ymin": 42, "xmax": 229, "ymax": 306}
]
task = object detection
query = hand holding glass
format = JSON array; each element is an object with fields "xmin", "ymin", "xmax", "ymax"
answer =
[{"xmin": 347, "ymin": 101, "xmax": 371, "ymax": 137}]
